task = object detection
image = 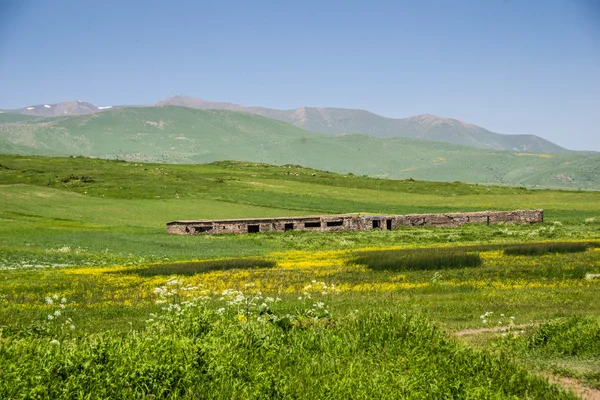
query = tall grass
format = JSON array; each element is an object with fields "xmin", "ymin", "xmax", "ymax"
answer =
[
  {"xmin": 0, "ymin": 307, "xmax": 574, "ymax": 399},
  {"xmin": 351, "ymin": 248, "xmax": 482, "ymax": 271},
  {"xmin": 123, "ymin": 258, "xmax": 276, "ymax": 276},
  {"xmin": 524, "ymin": 316, "xmax": 600, "ymax": 357},
  {"xmin": 503, "ymin": 242, "xmax": 589, "ymax": 256}
]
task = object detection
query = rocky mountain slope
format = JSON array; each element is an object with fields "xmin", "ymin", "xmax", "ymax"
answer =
[{"xmin": 155, "ymin": 96, "xmax": 569, "ymax": 153}]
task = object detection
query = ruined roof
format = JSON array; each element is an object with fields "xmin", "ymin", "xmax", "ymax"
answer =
[{"xmin": 167, "ymin": 214, "xmax": 366, "ymax": 225}]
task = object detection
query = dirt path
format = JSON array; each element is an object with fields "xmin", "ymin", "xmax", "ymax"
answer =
[
  {"xmin": 548, "ymin": 376, "xmax": 600, "ymax": 400},
  {"xmin": 454, "ymin": 323, "xmax": 537, "ymax": 336}
]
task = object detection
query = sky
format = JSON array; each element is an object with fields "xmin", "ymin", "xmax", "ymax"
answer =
[{"xmin": 0, "ymin": 0, "xmax": 599, "ymax": 151}]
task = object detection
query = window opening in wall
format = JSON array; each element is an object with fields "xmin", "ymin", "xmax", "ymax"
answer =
[
  {"xmin": 248, "ymin": 225, "xmax": 260, "ymax": 233},
  {"xmin": 196, "ymin": 226, "xmax": 212, "ymax": 233},
  {"xmin": 326, "ymin": 220, "xmax": 343, "ymax": 227},
  {"xmin": 386, "ymin": 219, "xmax": 392, "ymax": 230},
  {"xmin": 372, "ymin": 220, "xmax": 381, "ymax": 229},
  {"xmin": 284, "ymin": 223, "xmax": 294, "ymax": 231},
  {"xmin": 304, "ymin": 221, "xmax": 321, "ymax": 228}
]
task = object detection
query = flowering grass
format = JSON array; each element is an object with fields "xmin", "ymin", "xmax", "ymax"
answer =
[
  {"xmin": 0, "ymin": 284, "xmax": 578, "ymax": 399},
  {"xmin": 1, "ymin": 244, "xmax": 599, "ymax": 332},
  {"xmin": 1, "ymin": 247, "xmax": 599, "ymax": 397}
]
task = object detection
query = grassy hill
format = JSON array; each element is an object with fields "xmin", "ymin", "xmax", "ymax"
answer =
[
  {"xmin": 157, "ymin": 96, "xmax": 570, "ymax": 153},
  {"xmin": 1, "ymin": 154, "xmax": 599, "ymax": 220},
  {"xmin": 0, "ymin": 153, "xmax": 598, "ymax": 266},
  {"xmin": 0, "ymin": 106, "xmax": 598, "ymax": 189},
  {"xmin": 0, "ymin": 113, "xmax": 39, "ymax": 124}
]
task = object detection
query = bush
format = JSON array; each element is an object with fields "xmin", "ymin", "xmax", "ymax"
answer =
[{"xmin": 351, "ymin": 248, "xmax": 482, "ymax": 271}]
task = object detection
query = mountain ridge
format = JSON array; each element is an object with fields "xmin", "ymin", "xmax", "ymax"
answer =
[
  {"xmin": 0, "ymin": 105, "xmax": 598, "ymax": 190},
  {"xmin": 155, "ymin": 95, "xmax": 569, "ymax": 153},
  {"xmin": 2, "ymin": 96, "xmax": 570, "ymax": 153},
  {"xmin": 0, "ymin": 100, "xmax": 116, "ymax": 117}
]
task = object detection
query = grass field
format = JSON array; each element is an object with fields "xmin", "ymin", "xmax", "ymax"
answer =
[{"xmin": 1, "ymin": 155, "xmax": 599, "ymax": 398}]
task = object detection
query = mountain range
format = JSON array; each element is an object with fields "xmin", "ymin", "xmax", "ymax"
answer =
[
  {"xmin": 1, "ymin": 96, "xmax": 570, "ymax": 153},
  {"xmin": 0, "ymin": 100, "xmax": 115, "ymax": 118},
  {"xmin": 0, "ymin": 106, "xmax": 598, "ymax": 190}
]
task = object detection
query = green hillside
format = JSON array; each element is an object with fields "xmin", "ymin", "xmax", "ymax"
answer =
[
  {"xmin": 0, "ymin": 113, "xmax": 39, "ymax": 124},
  {"xmin": 0, "ymin": 153, "xmax": 598, "ymax": 263},
  {"xmin": 0, "ymin": 106, "xmax": 598, "ymax": 189},
  {"xmin": 1, "ymin": 154, "xmax": 599, "ymax": 220}
]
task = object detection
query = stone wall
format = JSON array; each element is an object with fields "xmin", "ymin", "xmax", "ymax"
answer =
[{"xmin": 167, "ymin": 209, "xmax": 543, "ymax": 235}]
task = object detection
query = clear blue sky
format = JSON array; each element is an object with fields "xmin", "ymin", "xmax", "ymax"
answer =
[{"xmin": 1, "ymin": 0, "xmax": 598, "ymax": 150}]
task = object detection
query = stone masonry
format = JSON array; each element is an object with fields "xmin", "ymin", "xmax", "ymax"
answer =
[{"xmin": 166, "ymin": 209, "xmax": 543, "ymax": 235}]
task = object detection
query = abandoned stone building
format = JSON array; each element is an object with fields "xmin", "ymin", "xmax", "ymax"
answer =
[{"xmin": 166, "ymin": 209, "xmax": 543, "ymax": 235}]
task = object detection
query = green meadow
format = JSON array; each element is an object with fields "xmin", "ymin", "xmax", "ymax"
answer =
[{"xmin": 1, "ymin": 154, "xmax": 599, "ymax": 398}]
